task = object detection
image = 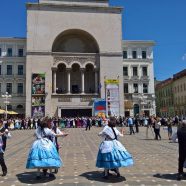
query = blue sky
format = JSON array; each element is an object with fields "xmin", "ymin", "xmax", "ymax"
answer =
[{"xmin": 0, "ymin": 0, "xmax": 186, "ymax": 80}]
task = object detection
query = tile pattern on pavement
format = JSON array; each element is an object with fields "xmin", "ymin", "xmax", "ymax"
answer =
[{"xmin": 0, "ymin": 127, "xmax": 186, "ymax": 186}]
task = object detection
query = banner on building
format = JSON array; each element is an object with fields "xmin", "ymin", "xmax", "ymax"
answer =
[
  {"xmin": 31, "ymin": 73, "xmax": 45, "ymax": 118},
  {"xmin": 105, "ymin": 79, "xmax": 120, "ymax": 117},
  {"xmin": 93, "ymin": 99, "xmax": 106, "ymax": 118}
]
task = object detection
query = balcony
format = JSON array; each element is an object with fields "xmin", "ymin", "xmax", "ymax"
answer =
[
  {"xmin": 141, "ymin": 75, "xmax": 149, "ymax": 81},
  {"xmin": 131, "ymin": 76, "xmax": 139, "ymax": 80},
  {"xmin": 52, "ymin": 93, "xmax": 99, "ymax": 103}
]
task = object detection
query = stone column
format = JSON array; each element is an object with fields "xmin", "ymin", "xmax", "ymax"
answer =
[
  {"xmin": 53, "ymin": 69, "xmax": 57, "ymax": 93},
  {"xmin": 81, "ymin": 68, "xmax": 85, "ymax": 94},
  {"xmin": 67, "ymin": 69, "xmax": 71, "ymax": 94},
  {"xmin": 94, "ymin": 69, "xmax": 98, "ymax": 93}
]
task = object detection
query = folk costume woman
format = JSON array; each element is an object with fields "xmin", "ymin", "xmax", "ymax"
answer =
[
  {"xmin": 26, "ymin": 118, "xmax": 66, "ymax": 179},
  {"xmin": 96, "ymin": 117, "xmax": 134, "ymax": 179}
]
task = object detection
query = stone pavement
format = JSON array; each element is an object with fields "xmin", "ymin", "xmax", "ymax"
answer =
[{"xmin": 0, "ymin": 127, "xmax": 186, "ymax": 186}]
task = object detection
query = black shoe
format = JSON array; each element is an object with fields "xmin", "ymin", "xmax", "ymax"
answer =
[
  {"xmin": 49, "ymin": 173, "xmax": 55, "ymax": 178},
  {"xmin": 2, "ymin": 171, "xmax": 7, "ymax": 177},
  {"xmin": 36, "ymin": 175, "xmax": 41, "ymax": 180},
  {"xmin": 117, "ymin": 173, "xmax": 121, "ymax": 177},
  {"xmin": 43, "ymin": 169, "xmax": 47, "ymax": 176},
  {"xmin": 177, "ymin": 173, "xmax": 183, "ymax": 181},
  {"xmin": 54, "ymin": 169, "xmax": 58, "ymax": 174},
  {"xmin": 102, "ymin": 175, "xmax": 108, "ymax": 179}
]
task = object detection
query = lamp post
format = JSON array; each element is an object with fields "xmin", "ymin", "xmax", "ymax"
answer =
[{"xmin": 2, "ymin": 92, "xmax": 12, "ymax": 120}]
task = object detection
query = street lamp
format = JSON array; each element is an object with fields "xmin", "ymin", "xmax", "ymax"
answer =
[{"xmin": 2, "ymin": 92, "xmax": 12, "ymax": 120}]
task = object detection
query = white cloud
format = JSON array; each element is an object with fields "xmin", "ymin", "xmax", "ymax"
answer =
[{"xmin": 182, "ymin": 53, "xmax": 186, "ymax": 61}]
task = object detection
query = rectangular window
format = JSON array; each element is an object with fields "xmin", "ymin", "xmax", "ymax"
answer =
[
  {"xmin": 7, "ymin": 48, "xmax": 12, "ymax": 57},
  {"xmin": 123, "ymin": 67, "xmax": 128, "ymax": 76},
  {"xmin": 18, "ymin": 49, "xmax": 23, "ymax": 57},
  {"xmin": 132, "ymin": 51, "xmax": 137, "ymax": 59},
  {"xmin": 17, "ymin": 83, "xmax": 23, "ymax": 94},
  {"xmin": 123, "ymin": 51, "xmax": 127, "ymax": 59},
  {"xmin": 142, "ymin": 67, "xmax": 148, "ymax": 76},
  {"xmin": 133, "ymin": 67, "xmax": 138, "ymax": 76},
  {"xmin": 7, "ymin": 65, "xmax": 12, "ymax": 75},
  {"xmin": 6, "ymin": 83, "xmax": 12, "ymax": 94},
  {"xmin": 0, "ymin": 83, "xmax": 1, "ymax": 95},
  {"xmin": 124, "ymin": 83, "xmax": 129, "ymax": 93},
  {"xmin": 18, "ymin": 65, "xmax": 23, "ymax": 75},
  {"xmin": 0, "ymin": 65, "xmax": 1, "ymax": 75},
  {"xmin": 133, "ymin": 83, "xmax": 138, "ymax": 93},
  {"xmin": 0, "ymin": 48, "xmax": 1, "ymax": 56},
  {"xmin": 143, "ymin": 83, "xmax": 148, "ymax": 93},
  {"xmin": 142, "ymin": 51, "xmax": 147, "ymax": 59}
]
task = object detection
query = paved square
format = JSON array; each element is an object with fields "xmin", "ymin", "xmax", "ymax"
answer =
[{"xmin": 1, "ymin": 127, "xmax": 186, "ymax": 185}]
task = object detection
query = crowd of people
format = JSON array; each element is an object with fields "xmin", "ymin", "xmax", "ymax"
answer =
[{"xmin": 0, "ymin": 114, "xmax": 186, "ymax": 181}]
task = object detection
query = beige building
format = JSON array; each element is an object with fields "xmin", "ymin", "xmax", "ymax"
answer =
[
  {"xmin": 173, "ymin": 69, "xmax": 186, "ymax": 116},
  {"xmin": 0, "ymin": 38, "xmax": 26, "ymax": 114},
  {"xmin": 26, "ymin": 0, "xmax": 125, "ymax": 117},
  {"xmin": 122, "ymin": 41, "xmax": 156, "ymax": 117},
  {"xmin": 0, "ymin": 0, "xmax": 156, "ymax": 118},
  {"xmin": 155, "ymin": 78, "xmax": 174, "ymax": 117},
  {"xmin": 155, "ymin": 69, "xmax": 186, "ymax": 117}
]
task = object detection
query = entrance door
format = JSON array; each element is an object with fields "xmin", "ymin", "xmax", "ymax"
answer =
[
  {"xmin": 61, "ymin": 109, "xmax": 92, "ymax": 117},
  {"xmin": 133, "ymin": 104, "xmax": 139, "ymax": 116}
]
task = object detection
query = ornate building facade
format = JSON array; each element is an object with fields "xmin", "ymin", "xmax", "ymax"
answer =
[
  {"xmin": 0, "ymin": 38, "xmax": 26, "ymax": 114},
  {"xmin": 0, "ymin": 0, "xmax": 156, "ymax": 117}
]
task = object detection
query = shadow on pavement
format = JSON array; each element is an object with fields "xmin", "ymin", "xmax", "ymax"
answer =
[
  {"xmin": 80, "ymin": 171, "xmax": 126, "ymax": 183},
  {"xmin": 153, "ymin": 173, "xmax": 186, "ymax": 180},
  {"xmin": 16, "ymin": 171, "xmax": 55, "ymax": 184}
]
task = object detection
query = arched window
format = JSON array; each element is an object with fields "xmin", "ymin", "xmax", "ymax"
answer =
[{"xmin": 17, "ymin": 105, "xmax": 23, "ymax": 109}]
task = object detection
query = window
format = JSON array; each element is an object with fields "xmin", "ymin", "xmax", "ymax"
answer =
[
  {"xmin": 142, "ymin": 51, "xmax": 147, "ymax": 59},
  {"xmin": 7, "ymin": 48, "xmax": 12, "ymax": 57},
  {"xmin": 123, "ymin": 67, "xmax": 128, "ymax": 76},
  {"xmin": 0, "ymin": 65, "xmax": 1, "ymax": 75},
  {"xmin": 18, "ymin": 65, "xmax": 23, "ymax": 75},
  {"xmin": 18, "ymin": 49, "xmax": 23, "ymax": 57},
  {"xmin": 0, "ymin": 48, "xmax": 1, "ymax": 56},
  {"xmin": 0, "ymin": 83, "xmax": 1, "ymax": 94},
  {"xmin": 143, "ymin": 83, "xmax": 148, "ymax": 93},
  {"xmin": 133, "ymin": 83, "xmax": 138, "ymax": 93},
  {"xmin": 6, "ymin": 83, "xmax": 12, "ymax": 94},
  {"xmin": 7, "ymin": 65, "xmax": 12, "ymax": 75},
  {"xmin": 132, "ymin": 51, "xmax": 137, "ymax": 59},
  {"xmin": 17, "ymin": 105, "xmax": 23, "ymax": 109},
  {"xmin": 124, "ymin": 83, "xmax": 129, "ymax": 93},
  {"xmin": 142, "ymin": 67, "xmax": 148, "ymax": 76},
  {"xmin": 133, "ymin": 67, "xmax": 138, "ymax": 76},
  {"xmin": 123, "ymin": 51, "xmax": 127, "ymax": 59},
  {"xmin": 7, "ymin": 105, "xmax": 12, "ymax": 111},
  {"xmin": 17, "ymin": 83, "xmax": 23, "ymax": 94}
]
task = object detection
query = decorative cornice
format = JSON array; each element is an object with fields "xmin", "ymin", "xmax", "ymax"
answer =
[{"xmin": 26, "ymin": 3, "xmax": 122, "ymax": 14}]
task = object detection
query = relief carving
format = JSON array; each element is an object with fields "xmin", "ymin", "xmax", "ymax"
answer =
[{"xmin": 53, "ymin": 56, "xmax": 96, "ymax": 67}]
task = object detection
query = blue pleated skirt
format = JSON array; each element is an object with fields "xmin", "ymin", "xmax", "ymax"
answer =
[
  {"xmin": 96, "ymin": 140, "xmax": 134, "ymax": 169},
  {"xmin": 26, "ymin": 138, "xmax": 63, "ymax": 169}
]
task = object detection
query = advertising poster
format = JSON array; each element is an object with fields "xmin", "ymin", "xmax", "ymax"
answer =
[
  {"xmin": 31, "ymin": 73, "xmax": 45, "ymax": 118},
  {"xmin": 105, "ymin": 79, "xmax": 120, "ymax": 117},
  {"xmin": 94, "ymin": 99, "xmax": 106, "ymax": 118}
]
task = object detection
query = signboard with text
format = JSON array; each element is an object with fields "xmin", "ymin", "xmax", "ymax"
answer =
[{"xmin": 105, "ymin": 79, "xmax": 120, "ymax": 117}]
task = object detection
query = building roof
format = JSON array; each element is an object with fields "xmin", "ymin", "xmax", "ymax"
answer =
[{"xmin": 173, "ymin": 69, "xmax": 186, "ymax": 80}]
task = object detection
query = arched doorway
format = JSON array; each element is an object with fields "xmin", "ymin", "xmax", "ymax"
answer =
[
  {"xmin": 56, "ymin": 64, "xmax": 67, "ymax": 93},
  {"xmin": 71, "ymin": 63, "xmax": 81, "ymax": 93},
  {"xmin": 85, "ymin": 64, "xmax": 95, "ymax": 93},
  {"xmin": 133, "ymin": 104, "xmax": 140, "ymax": 116}
]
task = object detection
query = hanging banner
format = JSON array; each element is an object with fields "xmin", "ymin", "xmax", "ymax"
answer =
[
  {"xmin": 105, "ymin": 79, "xmax": 120, "ymax": 117},
  {"xmin": 93, "ymin": 99, "xmax": 106, "ymax": 118},
  {"xmin": 31, "ymin": 73, "xmax": 45, "ymax": 118}
]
